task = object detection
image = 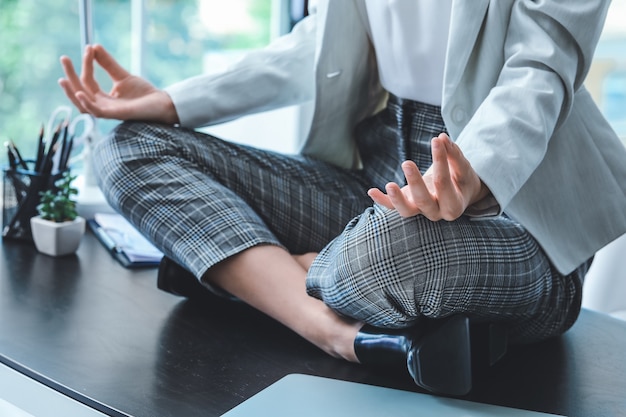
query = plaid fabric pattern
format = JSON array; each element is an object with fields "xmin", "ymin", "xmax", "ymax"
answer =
[
  {"xmin": 94, "ymin": 95, "xmax": 588, "ymax": 343},
  {"xmin": 94, "ymin": 122, "xmax": 374, "ymax": 278},
  {"xmin": 307, "ymin": 96, "xmax": 589, "ymax": 342}
]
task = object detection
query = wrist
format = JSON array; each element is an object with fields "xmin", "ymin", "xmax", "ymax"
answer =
[
  {"xmin": 464, "ymin": 179, "xmax": 500, "ymax": 218},
  {"xmin": 469, "ymin": 178, "xmax": 491, "ymax": 207},
  {"xmin": 157, "ymin": 90, "xmax": 180, "ymax": 125},
  {"xmin": 477, "ymin": 180, "xmax": 491, "ymax": 202}
]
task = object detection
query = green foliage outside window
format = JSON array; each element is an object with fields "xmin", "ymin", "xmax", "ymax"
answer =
[{"xmin": 0, "ymin": 0, "xmax": 272, "ymax": 166}]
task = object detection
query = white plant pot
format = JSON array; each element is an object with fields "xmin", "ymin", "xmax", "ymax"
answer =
[{"xmin": 30, "ymin": 216, "xmax": 86, "ymax": 257}]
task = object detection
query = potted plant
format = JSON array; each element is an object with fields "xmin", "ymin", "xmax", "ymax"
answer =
[{"xmin": 30, "ymin": 171, "xmax": 86, "ymax": 256}]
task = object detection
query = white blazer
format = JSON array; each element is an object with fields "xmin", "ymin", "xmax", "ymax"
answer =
[{"xmin": 166, "ymin": 0, "xmax": 626, "ymax": 275}]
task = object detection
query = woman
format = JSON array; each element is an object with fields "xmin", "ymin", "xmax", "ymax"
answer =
[{"xmin": 58, "ymin": 0, "xmax": 625, "ymax": 396}]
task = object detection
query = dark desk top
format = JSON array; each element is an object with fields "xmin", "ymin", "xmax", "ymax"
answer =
[{"xmin": 1, "ymin": 231, "xmax": 625, "ymax": 417}]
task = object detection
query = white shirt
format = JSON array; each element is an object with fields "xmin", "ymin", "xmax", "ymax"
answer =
[{"xmin": 365, "ymin": 0, "xmax": 452, "ymax": 105}]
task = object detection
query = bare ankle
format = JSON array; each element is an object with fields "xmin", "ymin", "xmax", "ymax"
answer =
[{"xmin": 309, "ymin": 308, "xmax": 362, "ymax": 362}]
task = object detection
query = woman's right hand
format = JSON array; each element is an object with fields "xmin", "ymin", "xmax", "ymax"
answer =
[
  {"xmin": 58, "ymin": 44, "xmax": 179, "ymax": 125},
  {"xmin": 368, "ymin": 133, "xmax": 489, "ymax": 222}
]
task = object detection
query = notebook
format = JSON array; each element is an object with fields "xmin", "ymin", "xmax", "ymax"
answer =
[
  {"xmin": 88, "ymin": 213, "xmax": 163, "ymax": 268},
  {"xmin": 221, "ymin": 374, "xmax": 563, "ymax": 417}
]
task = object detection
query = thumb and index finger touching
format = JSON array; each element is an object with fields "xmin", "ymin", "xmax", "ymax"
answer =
[
  {"xmin": 58, "ymin": 44, "xmax": 129, "ymax": 95},
  {"xmin": 58, "ymin": 44, "xmax": 130, "ymax": 115},
  {"xmin": 91, "ymin": 44, "xmax": 130, "ymax": 82}
]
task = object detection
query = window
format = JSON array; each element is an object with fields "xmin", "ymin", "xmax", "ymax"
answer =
[
  {"xmin": 1, "ymin": 1, "xmax": 625, "ymax": 170},
  {"xmin": 589, "ymin": 0, "xmax": 626, "ymax": 141},
  {"xmin": 0, "ymin": 0, "xmax": 297, "ymax": 169},
  {"xmin": 1, "ymin": 2, "xmax": 81, "ymax": 162}
]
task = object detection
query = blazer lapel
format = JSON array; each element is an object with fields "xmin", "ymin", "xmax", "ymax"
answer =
[{"xmin": 443, "ymin": 0, "xmax": 489, "ymax": 97}]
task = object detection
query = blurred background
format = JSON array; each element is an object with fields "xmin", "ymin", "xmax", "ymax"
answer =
[
  {"xmin": 0, "ymin": 0, "xmax": 624, "ymax": 162},
  {"xmin": 0, "ymin": 0, "xmax": 308, "ymax": 164}
]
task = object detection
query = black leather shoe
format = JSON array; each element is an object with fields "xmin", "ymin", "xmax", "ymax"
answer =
[
  {"xmin": 354, "ymin": 315, "xmax": 473, "ymax": 396},
  {"xmin": 354, "ymin": 315, "xmax": 509, "ymax": 396},
  {"xmin": 470, "ymin": 322, "xmax": 508, "ymax": 368},
  {"xmin": 157, "ymin": 257, "xmax": 212, "ymax": 298},
  {"xmin": 157, "ymin": 257, "xmax": 239, "ymax": 301}
]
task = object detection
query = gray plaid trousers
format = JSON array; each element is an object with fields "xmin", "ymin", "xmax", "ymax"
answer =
[{"xmin": 93, "ymin": 96, "xmax": 588, "ymax": 343}]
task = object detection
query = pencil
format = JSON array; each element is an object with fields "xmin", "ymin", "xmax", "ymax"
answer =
[
  {"xmin": 40, "ymin": 123, "xmax": 62, "ymax": 175},
  {"xmin": 8, "ymin": 140, "xmax": 29, "ymax": 170},
  {"xmin": 58, "ymin": 123, "xmax": 71, "ymax": 171},
  {"xmin": 34, "ymin": 125, "xmax": 45, "ymax": 173}
]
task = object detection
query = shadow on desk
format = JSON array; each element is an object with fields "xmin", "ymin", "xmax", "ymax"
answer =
[
  {"xmin": 153, "ymin": 298, "xmax": 626, "ymax": 417},
  {"xmin": 1, "ymin": 233, "xmax": 626, "ymax": 417},
  {"xmin": 151, "ymin": 298, "xmax": 371, "ymax": 416}
]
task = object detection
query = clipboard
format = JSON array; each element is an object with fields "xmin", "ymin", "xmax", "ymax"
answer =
[{"xmin": 87, "ymin": 214, "xmax": 163, "ymax": 269}]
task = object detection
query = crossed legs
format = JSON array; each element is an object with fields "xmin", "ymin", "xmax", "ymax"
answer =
[
  {"xmin": 94, "ymin": 121, "xmax": 588, "ymax": 362},
  {"xmin": 206, "ymin": 245, "xmax": 360, "ymax": 361},
  {"xmin": 93, "ymin": 121, "xmax": 373, "ymax": 360}
]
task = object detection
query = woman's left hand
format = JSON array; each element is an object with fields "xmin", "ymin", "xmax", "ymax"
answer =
[{"xmin": 367, "ymin": 133, "xmax": 488, "ymax": 221}]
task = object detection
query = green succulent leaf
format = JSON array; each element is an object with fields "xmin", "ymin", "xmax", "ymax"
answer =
[{"xmin": 37, "ymin": 171, "xmax": 79, "ymax": 222}]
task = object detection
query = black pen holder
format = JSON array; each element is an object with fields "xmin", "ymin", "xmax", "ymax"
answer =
[{"xmin": 2, "ymin": 168, "xmax": 64, "ymax": 241}]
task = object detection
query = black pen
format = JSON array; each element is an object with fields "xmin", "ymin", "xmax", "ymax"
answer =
[
  {"xmin": 4, "ymin": 142, "xmax": 28, "ymax": 201},
  {"xmin": 6, "ymin": 144, "xmax": 17, "ymax": 170},
  {"xmin": 34, "ymin": 125, "xmax": 45, "ymax": 173},
  {"xmin": 40, "ymin": 123, "xmax": 62, "ymax": 175},
  {"xmin": 58, "ymin": 124, "xmax": 72, "ymax": 172},
  {"xmin": 8, "ymin": 140, "xmax": 29, "ymax": 170}
]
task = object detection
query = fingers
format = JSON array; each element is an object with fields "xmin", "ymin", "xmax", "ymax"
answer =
[
  {"xmin": 430, "ymin": 134, "xmax": 460, "ymax": 218},
  {"xmin": 58, "ymin": 44, "xmax": 117, "ymax": 116},
  {"xmin": 81, "ymin": 45, "xmax": 102, "ymax": 96},
  {"xmin": 367, "ymin": 163, "xmax": 436, "ymax": 218},
  {"xmin": 385, "ymin": 181, "xmax": 422, "ymax": 217},
  {"xmin": 439, "ymin": 133, "xmax": 487, "ymax": 207},
  {"xmin": 93, "ymin": 44, "xmax": 130, "ymax": 81},
  {"xmin": 58, "ymin": 56, "xmax": 88, "ymax": 113},
  {"xmin": 74, "ymin": 91, "xmax": 102, "ymax": 117},
  {"xmin": 439, "ymin": 133, "xmax": 470, "ymax": 178},
  {"xmin": 401, "ymin": 160, "xmax": 437, "ymax": 215},
  {"xmin": 367, "ymin": 133, "xmax": 475, "ymax": 221},
  {"xmin": 367, "ymin": 188, "xmax": 394, "ymax": 210},
  {"xmin": 369, "ymin": 183, "xmax": 422, "ymax": 217},
  {"xmin": 58, "ymin": 48, "xmax": 99, "ymax": 112},
  {"xmin": 59, "ymin": 55, "xmax": 80, "ymax": 88}
]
